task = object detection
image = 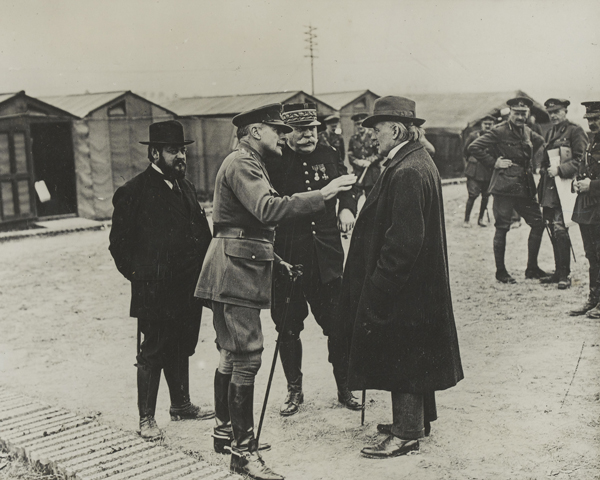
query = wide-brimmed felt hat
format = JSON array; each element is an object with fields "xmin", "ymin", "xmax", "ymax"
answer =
[
  {"xmin": 362, "ymin": 96, "xmax": 425, "ymax": 128},
  {"xmin": 582, "ymin": 101, "xmax": 600, "ymax": 119},
  {"xmin": 282, "ymin": 103, "xmax": 321, "ymax": 127},
  {"xmin": 139, "ymin": 120, "xmax": 194, "ymax": 145},
  {"xmin": 544, "ymin": 98, "xmax": 570, "ymax": 113},
  {"xmin": 232, "ymin": 103, "xmax": 292, "ymax": 133}
]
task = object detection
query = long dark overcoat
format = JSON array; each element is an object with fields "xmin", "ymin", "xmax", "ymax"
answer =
[
  {"xmin": 339, "ymin": 141, "xmax": 464, "ymax": 393},
  {"xmin": 109, "ymin": 165, "xmax": 212, "ymax": 321}
]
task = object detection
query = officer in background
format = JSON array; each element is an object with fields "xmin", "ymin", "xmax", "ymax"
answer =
[
  {"xmin": 570, "ymin": 101, "xmax": 600, "ymax": 317},
  {"xmin": 264, "ymin": 103, "xmax": 362, "ymax": 417},
  {"xmin": 468, "ymin": 97, "xmax": 547, "ymax": 284},
  {"xmin": 538, "ymin": 99, "xmax": 588, "ymax": 289},
  {"xmin": 462, "ymin": 114, "xmax": 496, "ymax": 227},
  {"xmin": 318, "ymin": 114, "xmax": 345, "ymax": 162},
  {"xmin": 195, "ymin": 103, "xmax": 356, "ymax": 480},
  {"xmin": 348, "ymin": 112, "xmax": 383, "ymax": 199}
]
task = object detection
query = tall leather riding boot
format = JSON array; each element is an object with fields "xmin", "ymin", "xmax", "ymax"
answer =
[
  {"xmin": 556, "ymin": 232, "xmax": 571, "ymax": 288},
  {"xmin": 213, "ymin": 369, "xmax": 233, "ymax": 453},
  {"xmin": 164, "ymin": 354, "xmax": 215, "ymax": 421},
  {"xmin": 570, "ymin": 287, "xmax": 600, "ymax": 316},
  {"xmin": 330, "ymin": 339, "xmax": 361, "ymax": 411},
  {"xmin": 137, "ymin": 364, "xmax": 162, "ymax": 440},
  {"xmin": 464, "ymin": 196, "xmax": 476, "ymax": 223},
  {"xmin": 527, "ymin": 228, "xmax": 544, "ymax": 270},
  {"xmin": 229, "ymin": 383, "xmax": 283, "ymax": 480},
  {"xmin": 279, "ymin": 338, "xmax": 303, "ymax": 416},
  {"xmin": 494, "ymin": 229, "xmax": 514, "ymax": 283}
]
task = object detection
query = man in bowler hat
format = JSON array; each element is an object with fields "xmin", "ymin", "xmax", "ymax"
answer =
[
  {"xmin": 570, "ymin": 101, "xmax": 600, "ymax": 317},
  {"xmin": 109, "ymin": 120, "xmax": 215, "ymax": 440},
  {"xmin": 537, "ymin": 98, "xmax": 588, "ymax": 289},
  {"xmin": 339, "ymin": 96, "xmax": 463, "ymax": 459},
  {"xmin": 195, "ymin": 104, "xmax": 356, "ymax": 480},
  {"xmin": 263, "ymin": 103, "xmax": 362, "ymax": 418},
  {"xmin": 468, "ymin": 97, "xmax": 547, "ymax": 284}
]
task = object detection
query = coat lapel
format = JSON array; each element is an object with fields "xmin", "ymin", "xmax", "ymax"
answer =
[{"xmin": 146, "ymin": 166, "xmax": 189, "ymax": 218}]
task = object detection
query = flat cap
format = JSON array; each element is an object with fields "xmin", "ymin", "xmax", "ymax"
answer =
[
  {"xmin": 544, "ymin": 98, "xmax": 570, "ymax": 112},
  {"xmin": 507, "ymin": 96, "xmax": 533, "ymax": 111},
  {"xmin": 232, "ymin": 103, "xmax": 292, "ymax": 132},
  {"xmin": 282, "ymin": 103, "xmax": 320, "ymax": 126},
  {"xmin": 582, "ymin": 101, "xmax": 600, "ymax": 119}
]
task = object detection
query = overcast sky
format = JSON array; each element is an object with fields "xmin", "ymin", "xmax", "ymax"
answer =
[{"xmin": 1, "ymin": 0, "xmax": 599, "ymax": 117}]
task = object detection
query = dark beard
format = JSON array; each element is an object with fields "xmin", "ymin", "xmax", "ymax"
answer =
[{"xmin": 156, "ymin": 153, "xmax": 186, "ymax": 181}]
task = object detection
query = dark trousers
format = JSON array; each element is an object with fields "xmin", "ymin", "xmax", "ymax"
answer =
[
  {"xmin": 390, "ymin": 391, "xmax": 438, "ymax": 439},
  {"xmin": 465, "ymin": 178, "xmax": 490, "ymax": 222},
  {"xmin": 579, "ymin": 223, "xmax": 600, "ymax": 292}
]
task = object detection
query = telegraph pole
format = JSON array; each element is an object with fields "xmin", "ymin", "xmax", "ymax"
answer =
[{"xmin": 304, "ymin": 25, "xmax": 318, "ymax": 95}]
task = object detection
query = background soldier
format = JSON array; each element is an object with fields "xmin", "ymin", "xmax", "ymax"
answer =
[
  {"xmin": 468, "ymin": 97, "xmax": 547, "ymax": 284},
  {"xmin": 348, "ymin": 112, "xmax": 383, "ymax": 199},
  {"xmin": 570, "ymin": 101, "xmax": 600, "ymax": 317},
  {"xmin": 318, "ymin": 114, "xmax": 345, "ymax": 162},
  {"xmin": 109, "ymin": 120, "xmax": 214, "ymax": 440},
  {"xmin": 194, "ymin": 104, "xmax": 355, "ymax": 480},
  {"xmin": 463, "ymin": 114, "xmax": 496, "ymax": 227},
  {"xmin": 264, "ymin": 103, "xmax": 361, "ymax": 418},
  {"xmin": 538, "ymin": 98, "xmax": 588, "ymax": 289}
]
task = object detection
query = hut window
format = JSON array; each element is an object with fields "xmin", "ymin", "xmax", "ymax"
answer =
[
  {"xmin": 108, "ymin": 101, "xmax": 126, "ymax": 116},
  {"xmin": 0, "ymin": 134, "xmax": 9, "ymax": 174},
  {"xmin": 14, "ymin": 133, "xmax": 27, "ymax": 173},
  {"xmin": 1, "ymin": 182, "xmax": 14, "ymax": 217},
  {"xmin": 17, "ymin": 180, "xmax": 31, "ymax": 215}
]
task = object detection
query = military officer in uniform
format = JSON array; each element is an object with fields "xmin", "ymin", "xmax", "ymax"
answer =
[
  {"xmin": 263, "ymin": 103, "xmax": 362, "ymax": 418},
  {"xmin": 468, "ymin": 97, "xmax": 547, "ymax": 284},
  {"xmin": 318, "ymin": 114, "xmax": 345, "ymax": 162},
  {"xmin": 463, "ymin": 115, "xmax": 496, "ymax": 227},
  {"xmin": 109, "ymin": 120, "xmax": 215, "ymax": 441},
  {"xmin": 195, "ymin": 104, "xmax": 356, "ymax": 480},
  {"xmin": 570, "ymin": 101, "xmax": 600, "ymax": 317},
  {"xmin": 348, "ymin": 112, "xmax": 384, "ymax": 199},
  {"xmin": 538, "ymin": 99, "xmax": 588, "ymax": 289}
]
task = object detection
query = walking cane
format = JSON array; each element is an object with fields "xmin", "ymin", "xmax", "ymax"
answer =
[
  {"xmin": 361, "ymin": 390, "xmax": 366, "ymax": 426},
  {"xmin": 256, "ymin": 265, "xmax": 303, "ymax": 445}
]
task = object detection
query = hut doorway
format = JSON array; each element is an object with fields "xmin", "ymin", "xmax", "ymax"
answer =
[{"xmin": 30, "ymin": 122, "xmax": 77, "ymax": 217}]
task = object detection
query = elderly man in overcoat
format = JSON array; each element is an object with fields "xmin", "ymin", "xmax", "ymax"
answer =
[
  {"xmin": 339, "ymin": 96, "xmax": 463, "ymax": 459},
  {"xmin": 109, "ymin": 120, "xmax": 214, "ymax": 441},
  {"xmin": 194, "ymin": 104, "xmax": 356, "ymax": 480}
]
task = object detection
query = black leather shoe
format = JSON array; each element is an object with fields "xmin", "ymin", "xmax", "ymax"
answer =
[
  {"xmin": 231, "ymin": 442, "xmax": 283, "ymax": 480},
  {"xmin": 477, "ymin": 218, "xmax": 487, "ymax": 227},
  {"xmin": 558, "ymin": 276, "xmax": 571, "ymax": 290},
  {"xmin": 361, "ymin": 435, "xmax": 419, "ymax": 459},
  {"xmin": 337, "ymin": 390, "xmax": 363, "ymax": 411},
  {"xmin": 586, "ymin": 304, "xmax": 600, "ymax": 319},
  {"xmin": 540, "ymin": 273, "xmax": 559, "ymax": 284},
  {"xmin": 496, "ymin": 270, "xmax": 516, "ymax": 284},
  {"xmin": 525, "ymin": 266, "xmax": 548, "ymax": 279},
  {"xmin": 569, "ymin": 297, "xmax": 599, "ymax": 316},
  {"xmin": 280, "ymin": 391, "xmax": 303, "ymax": 417},
  {"xmin": 139, "ymin": 416, "xmax": 162, "ymax": 441},
  {"xmin": 377, "ymin": 421, "xmax": 430, "ymax": 437},
  {"xmin": 170, "ymin": 403, "xmax": 215, "ymax": 421}
]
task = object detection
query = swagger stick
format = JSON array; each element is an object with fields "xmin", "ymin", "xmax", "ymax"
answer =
[{"xmin": 256, "ymin": 267, "xmax": 302, "ymax": 444}]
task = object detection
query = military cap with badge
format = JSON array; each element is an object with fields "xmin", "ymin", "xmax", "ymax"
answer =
[
  {"xmin": 232, "ymin": 103, "xmax": 292, "ymax": 133},
  {"xmin": 544, "ymin": 98, "xmax": 570, "ymax": 112}
]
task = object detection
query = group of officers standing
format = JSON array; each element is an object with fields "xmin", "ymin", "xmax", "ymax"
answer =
[
  {"xmin": 462, "ymin": 96, "xmax": 600, "ymax": 320},
  {"xmin": 109, "ymin": 95, "xmax": 464, "ymax": 480}
]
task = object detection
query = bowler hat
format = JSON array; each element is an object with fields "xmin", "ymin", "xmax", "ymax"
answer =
[
  {"xmin": 544, "ymin": 98, "xmax": 570, "ymax": 112},
  {"xmin": 233, "ymin": 103, "xmax": 292, "ymax": 133},
  {"xmin": 139, "ymin": 120, "xmax": 194, "ymax": 145},
  {"xmin": 282, "ymin": 103, "xmax": 321, "ymax": 127},
  {"xmin": 362, "ymin": 96, "xmax": 425, "ymax": 128},
  {"xmin": 582, "ymin": 101, "xmax": 600, "ymax": 119},
  {"xmin": 506, "ymin": 96, "xmax": 533, "ymax": 111}
]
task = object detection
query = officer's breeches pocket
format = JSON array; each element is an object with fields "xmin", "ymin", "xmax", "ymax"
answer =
[{"xmin": 219, "ymin": 239, "xmax": 273, "ymax": 303}]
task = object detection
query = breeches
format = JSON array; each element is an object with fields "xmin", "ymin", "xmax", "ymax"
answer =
[
  {"xmin": 579, "ymin": 223, "xmax": 600, "ymax": 289},
  {"xmin": 466, "ymin": 177, "xmax": 490, "ymax": 198},
  {"xmin": 212, "ymin": 301, "xmax": 263, "ymax": 354},
  {"xmin": 493, "ymin": 195, "xmax": 544, "ymax": 231},
  {"xmin": 543, "ymin": 206, "xmax": 568, "ymax": 235},
  {"xmin": 136, "ymin": 314, "xmax": 201, "ymax": 369},
  {"xmin": 217, "ymin": 348, "xmax": 262, "ymax": 386}
]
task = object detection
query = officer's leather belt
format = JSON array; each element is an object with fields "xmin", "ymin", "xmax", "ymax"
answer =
[{"xmin": 213, "ymin": 224, "xmax": 275, "ymax": 243}]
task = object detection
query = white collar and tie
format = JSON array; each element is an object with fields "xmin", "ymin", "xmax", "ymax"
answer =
[
  {"xmin": 380, "ymin": 141, "xmax": 409, "ymax": 171},
  {"xmin": 151, "ymin": 163, "xmax": 181, "ymax": 193}
]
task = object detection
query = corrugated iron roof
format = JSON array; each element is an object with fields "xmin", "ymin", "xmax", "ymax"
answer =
[
  {"xmin": 316, "ymin": 90, "xmax": 378, "ymax": 110},
  {"xmin": 409, "ymin": 90, "xmax": 548, "ymax": 132},
  {"xmin": 39, "ymin": 91, "xmax": 128, "ymax": 118},
  {"xmin": 167, "ymin": 91, "xmax": 307, "ymax": 116}
]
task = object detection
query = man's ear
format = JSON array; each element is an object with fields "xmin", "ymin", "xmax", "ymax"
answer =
[
  {"xmin": 250, "ymin": 125, "xmax": 261, "ymax": 140},
  {"xmin": 151, "ymin": 147, "xmax": 160, "ymax": 162}
]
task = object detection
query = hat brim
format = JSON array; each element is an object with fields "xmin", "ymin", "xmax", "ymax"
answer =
[
  {"xmin": 139, "ymin": 140, "xmax": 195, "ymax": 145},
  {"xmin": 362, "ymin": 114, "xmax": 425, "ymax": 128},
  {"xmin": 286, "ymin": 120, "xmax": 321, "ymax": 127},
  {"xmin": 264, "ymin": 121, "xmax": 293, "ymax": 133}
]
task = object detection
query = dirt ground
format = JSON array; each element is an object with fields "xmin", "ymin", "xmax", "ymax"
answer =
[{"xmin": 0, "ymin": 183, "xmax": 599, "ymax": 480}]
